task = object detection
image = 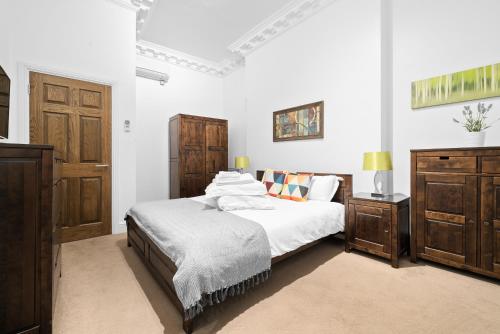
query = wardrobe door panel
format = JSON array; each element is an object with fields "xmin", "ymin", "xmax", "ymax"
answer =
[
  {"xmin": 480, "ymin": 177, "xmax": 500, "ymax": 273},
  {"xmin": 205, "ymin": 121, "xmax": 227, "ymax": 187},
  {"xmin": 181, "ymin": 119, "xmax": 203, "ymax": 147},
  {"xmin": 418, "ymin": 174, "xmax": 477, "ymax": 266}
]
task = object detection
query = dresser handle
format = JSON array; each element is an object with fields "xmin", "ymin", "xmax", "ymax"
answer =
[
  {"xmin": 95, "ymin": 164, "xmax": 109, "ymax": 168},
  {"xmin": 484, "ymin": 221, "xmax": 490, "ymax": 226}
]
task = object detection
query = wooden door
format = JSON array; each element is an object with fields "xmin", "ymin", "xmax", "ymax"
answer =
[
  {"xmin": 480, "ymin": 177, "xmax": 500, "ymax": 273},
  {"xmin": 180, "ymin": 117, "xmax": 205, "ymax": 197},
  {"xmin": 349, "ymin": 202, "xmax": 391, "ymax": 254},
  {"xmin": 416, "ymin": 174, "xmax": 477, "ymax": 266},
  {"xmin": 0, "ymin": 158, "xmax": 39, "ymax": 333},
  {"xmin": 30, "ymin": 72, "xmax": 111, "ymax": 242},
  {"xmin": 205, "ymin": 121, "xmax": 227, "ymax": 187}
]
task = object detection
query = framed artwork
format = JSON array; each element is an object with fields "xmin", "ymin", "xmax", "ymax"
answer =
[
  {"xmin": 273, "ymin": 101, "xmax": 324, "ymax": 142},
  {"xmin": 411, "ymin": 62, "xmax": 500, "ymax": 109}
]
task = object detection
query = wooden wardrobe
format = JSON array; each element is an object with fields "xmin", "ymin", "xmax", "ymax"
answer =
[
  {"xmin": 411, "ymin": 147, "xmax": 500, "ymax": 280},
  {"xmin": 169, "ymin": 114, "xmax": 228, "ymax": 198},
  {"xmin": 0, "ymin": 143, "xmax": 62, "ymax": 333}
]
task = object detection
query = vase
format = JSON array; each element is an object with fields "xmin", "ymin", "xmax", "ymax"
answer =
[{"xmin": 464, "ymin": 131, "xmax": 486, "ymax": 147}]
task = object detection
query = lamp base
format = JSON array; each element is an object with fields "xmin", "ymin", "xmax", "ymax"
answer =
[{"xmin": 371, "ymin": 192, "xmax": 385, "ymax": 198}]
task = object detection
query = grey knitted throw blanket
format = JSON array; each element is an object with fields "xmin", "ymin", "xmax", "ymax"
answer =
[{"xmin": 127, "ymin": 198, "xmax": 272, "ymax": 320}]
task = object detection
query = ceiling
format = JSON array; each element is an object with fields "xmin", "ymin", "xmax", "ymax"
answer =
[{"xmin": 140, "ymin": 0, "xmax": 295, "ymax": 63}]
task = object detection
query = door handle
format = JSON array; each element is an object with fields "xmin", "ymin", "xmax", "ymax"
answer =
[{"xmin": 95, "ymin": 164, "xmax": 109, "ymax": 168}]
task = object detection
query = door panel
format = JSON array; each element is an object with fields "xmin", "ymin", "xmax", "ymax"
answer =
[
  {"xmin": 205, "ymin": 121, "xmax": 227, "ymax": 187},
  {"xmin": 352, "ymin": 204, "xmax": 391, "ymax": 253},
  {"xmin": 80, "ymin": 177, "xmax": 102, "ymax": 224},
  {"xmin": 480, "ymin": 177, "xmax": 500, "ymax": 273},
  {"xmin": 30, "ymin": 72, "xmax": 111, "ymax": 242},
  {"xmin": 417, "ymin": 174, "xmax": 477, "ymax": 266},
  {"xmin": 43, "ymin": 112, "xmax": 69, "ymax": 161},
  {"xmin": 80, "ymin": 116, "xmax": 102, "ymax": 163},
  {"xmin": 181, "ymin": 119, "xmax": 203, "ymax": 147},
  {"xmin": 426, "ymin": 183, "xmax": 464, "ymax": 214},
  {"xmin": 182, "ymin": 176, "xmax": 205, "ymax": 198}
]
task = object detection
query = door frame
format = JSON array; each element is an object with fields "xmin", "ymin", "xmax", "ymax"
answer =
[{"xmin": 18, "ymin": 62, "xmax": 119, "ymax": 234}]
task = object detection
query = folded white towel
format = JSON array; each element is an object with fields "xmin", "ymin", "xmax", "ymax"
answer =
[
  {"xmin": 216, "ymin": 171, "xmax": 241, "ymax": 180},
  {"xmin": 214, "ymin": 173, "xmax": 254, "ymax": 186},
  {"xmin": 205, "ymin": 181, "xmax": 267, "ymax": 198},
  {"xmin": 217, "ymin": 195, "xmax": 274, "ymax": 211}
]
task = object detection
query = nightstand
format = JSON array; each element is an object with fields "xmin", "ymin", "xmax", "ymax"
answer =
[{"xmin": 346, "ymin": 193, "xmax": 410, "ymax": 268}]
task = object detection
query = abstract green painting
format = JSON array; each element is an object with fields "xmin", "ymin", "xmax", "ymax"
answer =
[{"xmin": 411, "ymin": 63, "xmax": 500, "ymax": 109}]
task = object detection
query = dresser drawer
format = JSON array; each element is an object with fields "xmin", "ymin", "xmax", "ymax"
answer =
[
  {"xmin": 417, "ymin": 156, "xmax": 477, "ymax": 173},
  {"xmin": 481, "ymin": 156, "xmax": 500, "ymax": 174}
]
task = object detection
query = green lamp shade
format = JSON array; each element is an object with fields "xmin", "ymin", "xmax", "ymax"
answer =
[
  {"xmin": 235, "ymin": 156, "xmax": 250, "ymax": 169},
  {"xmin": 363, "ymin": 151, "xmax": 393, "ymax": 171}
]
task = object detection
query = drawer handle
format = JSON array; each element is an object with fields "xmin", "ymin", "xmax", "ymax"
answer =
[
  {"xmin": 384, "ymin": 229, "xmax": 389, "ymax": 233},
  {"xmin": 439, "ymin": 156, "xmax": 450, "ymax": 160},
  {"xmin": 484, "ymin": 221, "xmax": 490, "ymax": 226}
]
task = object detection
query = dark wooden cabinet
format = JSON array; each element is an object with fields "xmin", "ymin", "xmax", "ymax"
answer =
[
  {"xmin": 346, "ymin": 193, "xmax": 410, "ymax": 268},
  {"xmin": 411, "ymin": 147, "xmax": 500, "ymax": 279},
  {"xmin": 169, "ymin": 114, "xmax": 228, "ymax": 199},
  {"xmin": 0, "ymin": 143, "xmax": 62, "ymax": 334}
]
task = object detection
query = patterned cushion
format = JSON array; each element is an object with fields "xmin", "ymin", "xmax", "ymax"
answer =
[
  {"xmin": 280, "ymin": 173, "xmax": 313, "ymax": 202},
  {"xmin": 261, "ymin": 168, "xmax": 288, "ymax": 197}
]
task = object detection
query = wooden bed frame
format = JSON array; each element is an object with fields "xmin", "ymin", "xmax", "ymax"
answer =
[{"xmin": 126, "ymin": 171, "xmax": 352, "ymax": 333}]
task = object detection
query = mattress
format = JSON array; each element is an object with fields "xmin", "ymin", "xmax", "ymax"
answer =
[{"xmin": 191, "ymin": 195, "xmax": 345, "ymax": 257}]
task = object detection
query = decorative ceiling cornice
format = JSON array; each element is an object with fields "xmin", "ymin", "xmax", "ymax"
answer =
[
  {"xmin": 136, "ymin": 40, "xmax": 244, "ymax": 77},
  {"xmin": 105, "ymin": 0, "xmax": 139, "ymax": 12},
  {"xmin": 228, "ymin": 0, "xmax": 336, "ymax": 56},
  {"xmin": 132, "ymin": 0, "xmax": 156, "ymax": 37},
  {"xmin": 133, "ymin": 0, "xmax": 336, "ymax": 77}
]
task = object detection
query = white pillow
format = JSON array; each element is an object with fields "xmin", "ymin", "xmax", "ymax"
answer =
[{"xmin": 308, "ymin": 175, "xmax": 340, "ymax": 201}]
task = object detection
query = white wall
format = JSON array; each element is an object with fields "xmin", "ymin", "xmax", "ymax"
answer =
[
  {"xmin": 135, "ymin": 55, "xmax": 224, "ymax": 202},
  {"xmin": 0, "ymin": 0, "xmax": 137, "ymax": 234},
  {"xmin": 244, "ymin": 0, "xmax": 383, "ymax": 192},
  {"xmin": 223, "ymin": 67, "xmax": 247, "ymax": 168},
  {"xmin": 392, "ymin": 0, "xmax": 500, "ymax": 195}
]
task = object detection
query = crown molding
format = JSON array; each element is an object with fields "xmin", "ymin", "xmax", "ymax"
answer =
[
  {"xmin": 134, "ymin": 0, "xmax": 335, "ymax": 77},
  {"xmin": 105, "ymin": 0, "xmax": 139, "ymax": 12},
  {"xmin": 136, "ymin": 40, "xmax": 244, "ymax": 77},
  {"xmin": 228, "ymin": 0, "xmax": 336, "ymax": 56},
  {"xmin": 132, "ymin": 0, "xmax": 156, "ymax": 37}
]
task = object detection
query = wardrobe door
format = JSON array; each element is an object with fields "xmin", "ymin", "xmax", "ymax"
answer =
[
  {"xmin": 416, "ymin": 174, "xmax": 477, "ymax": 266},
  {"xmin": 180, "ymin": 118, "xmax": 205, "ymax": 197},
  {"xmin": 205, "ymin": 121, "xmax": 227, "ymax": 186},
  {"xmin": 480, "ymin": 177, "xmax": 500, "ymax": 273}
]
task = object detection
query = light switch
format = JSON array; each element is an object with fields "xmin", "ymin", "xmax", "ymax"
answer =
[{"xmin": 124, "ymin": 120, "xmax": 131, "ymax": 132}]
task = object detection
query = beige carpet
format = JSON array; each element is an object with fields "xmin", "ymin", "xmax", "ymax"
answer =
[{"xmin": 53, "ymin": 234, "xmax": 500, "ymax": 334}]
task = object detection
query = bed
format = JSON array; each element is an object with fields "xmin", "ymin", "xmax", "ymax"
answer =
[{"xmin": 125, "ymin": 171, "xmax": 352, "ymax": 333}]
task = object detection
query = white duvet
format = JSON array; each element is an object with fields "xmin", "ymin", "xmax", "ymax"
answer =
[{"xmin": 192, "ymin": 195, "xmax": 345, "ymax": 257}]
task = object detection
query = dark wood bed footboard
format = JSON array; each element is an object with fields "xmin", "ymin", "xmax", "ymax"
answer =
[
  {"xmin": 126, "ymin": 216, "xmax": 193, "ymax": 332},
  {"xmin": 126, "ymin": 172, "xmax": 352, "ymax": 333}
]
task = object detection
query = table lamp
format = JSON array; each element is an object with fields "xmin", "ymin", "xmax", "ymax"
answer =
[
  {"xmin": 235, "ymin": 156, "xmax": 250, "ymax": 173},
  {"xmin": 363, "ymin": 151, "xmax": 392, "ymax": 197}
]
